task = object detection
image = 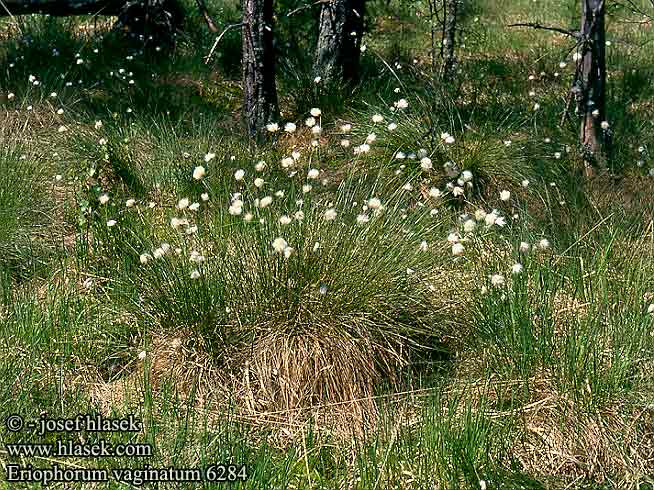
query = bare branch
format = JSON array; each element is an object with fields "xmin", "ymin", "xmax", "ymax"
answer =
[
  {"xmin": 507, "ymin": 22, "xmax": 581, "ymax": 39},
  {"xmin": 205, "ymin": 22, "xmax": 244, "ymax": 64},
  {"xmin": 286, "ymin": 0, "xmax": 327, "ymax": 18},
  {"xmin": 613, "ymin": 0, "xmax": 653, "ymax": 20}
]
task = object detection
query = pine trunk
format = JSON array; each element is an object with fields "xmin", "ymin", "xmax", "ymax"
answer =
[
  {"xmin": 576, "ymin": 0, "xmax": 608, "ymax": 170},
  {"xmin": 242, "ymin": 0, "xmax": 279, "ymax": 140},
  {"xmin": 441, "ymin": 0, "xmax": 459, "ymax": 80},
  {"xmin": 314, "ymin": 0, "xmax": 366, "ymax": 83}
]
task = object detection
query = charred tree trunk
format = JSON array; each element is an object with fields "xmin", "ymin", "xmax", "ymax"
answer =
[
  {"xmin": 575, "ymin": 0, "xmax": 608, "ymax": 171},
  {"xmin": 441, "ymin": 0, "xmax": 459, "ymax": 80},
  {"xmin": 314, "ymin": 0, "xmax": 366, "ymax": 84},
  {"xmin": 242, "ymin": 0, "xmax": 279, "ymax": 140}
]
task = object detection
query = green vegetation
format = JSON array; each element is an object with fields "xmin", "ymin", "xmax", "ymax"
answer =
[{"xmin": 1, "ymin": 0, "xmax": 654, "ymax": 488}]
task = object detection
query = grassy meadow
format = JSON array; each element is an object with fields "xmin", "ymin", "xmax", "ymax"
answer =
[{"xmin": 1, "ymin": 0, "xmax": 654, "ymax": 488}]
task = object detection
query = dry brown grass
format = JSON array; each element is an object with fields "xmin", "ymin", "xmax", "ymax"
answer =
[
  {"xmin": 441, "ymin": 373, "xmax": 654, "ymax": 486},
  {"xmin": 587, "ymin": 173, "xmax": 654, "ymax": 225},
  {"xmin": 516, "ymin": 389, "xmax": 654, "ymax": 485},
  {"xmin": 240, "ymin": 332, "xmax": 385, "ymax": 421},
  {"xmin": 89, "ymin": 329, "xmax": 226, "ymax": 411},
  {"xmin": 88, "ymin": 327, "xmax": 400, "ymax": 439},
  {"xmin": 552, "ymin": 290, "xmax": 590, "ymax": 329}
]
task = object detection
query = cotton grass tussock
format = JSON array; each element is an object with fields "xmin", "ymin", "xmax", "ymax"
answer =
[{"xmin": 109, "ymin": 169, "xmax": 448, "ymax": 428}]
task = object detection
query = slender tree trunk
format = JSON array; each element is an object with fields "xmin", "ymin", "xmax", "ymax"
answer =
[
  {"xmin": 314, "ymin": 0, "xmax": 366, "ymax": 83},
  {"xmin": 242, "ymin": 0, "xmax": 279, "ymax": 140},
  {"xmin": 575, "ymin": 0, "xmax": 608, "ymax": 171},
  {"xmin": 441, "ymin": 0, "xmax": 459, "ymax": 80}
]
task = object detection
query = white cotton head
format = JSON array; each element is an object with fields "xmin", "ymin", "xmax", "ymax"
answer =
[
  {"xmin": 272, "ymin": 237, "xmax": 287, "ymax": 253},
  {"xmin": 323, "ymin": 208, "xmax": 337, "ymax": 221},
  {"xmin": 491, "ymin": 274, "xmax": 505, "ymax": 287},
  {"xmin": 193, "ymin": 166, "xmax": 206, "ymax": 180},
  {"xmin": 367, "ymin": 197, "xmax": 382, "ymax": 209},
  {"xmin": 307, "ymin": 168, "xmax": 320, "ymax": 180},
  {"xmin": 452, "ymin": 243, "xmax": 464, "ymax": 256}
]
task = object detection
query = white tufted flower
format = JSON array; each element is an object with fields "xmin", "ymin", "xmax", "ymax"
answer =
[{"xmin": 193, "ymin": 166, "xmax": 206, "ymax": 180}]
